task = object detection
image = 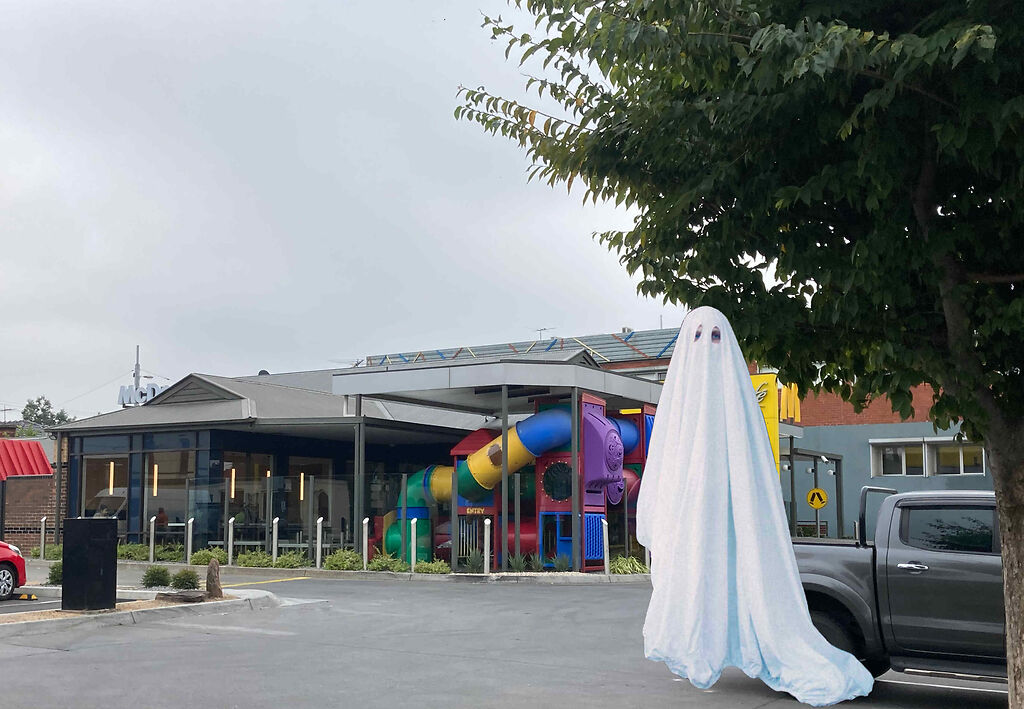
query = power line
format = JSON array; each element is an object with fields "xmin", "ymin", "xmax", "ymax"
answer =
[{"xmin": 58, "ymin": 371, "xmax": 132, "ymax": 407}]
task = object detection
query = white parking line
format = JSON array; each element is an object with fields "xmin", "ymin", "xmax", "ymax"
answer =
[
  {"xmin": 0, "ymin": 600, "xmax": 60, "ymax": 610},
  {"xmin": 878, "ymin": 679, "xmax": 1008, "ymax": 695}
]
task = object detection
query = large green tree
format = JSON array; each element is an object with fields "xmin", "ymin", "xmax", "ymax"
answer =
[
  {"xmin": 21, "ymin": 396, "xmax": 73, "ymax": 428},
  {"xmin": 458, "ymin": 0, "xmax": 1024, "ymax": 700}
]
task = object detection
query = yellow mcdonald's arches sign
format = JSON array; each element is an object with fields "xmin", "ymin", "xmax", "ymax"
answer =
[{"xmin": 750, "ymin": 375, "xmax": 801, "ymax": 474}]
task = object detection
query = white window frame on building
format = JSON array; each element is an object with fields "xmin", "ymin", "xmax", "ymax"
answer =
[{"xmin": 869, "ymin": 437, "xmax": 988, "ymax": 477}]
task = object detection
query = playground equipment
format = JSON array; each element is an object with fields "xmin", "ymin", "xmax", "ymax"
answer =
[{"xmin": 383, "ymin": 393, "xmax": 655, "ymax": 571}]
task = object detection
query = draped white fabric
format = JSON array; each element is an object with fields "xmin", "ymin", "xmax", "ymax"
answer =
[{"xmin": 637, "ymin": 307, "xmax": 873, "ymax": 706}]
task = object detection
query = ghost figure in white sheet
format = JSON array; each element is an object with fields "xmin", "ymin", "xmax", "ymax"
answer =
[{"xmin": 636, "ymin": 307, "xmax": 873, "ymax": 706}]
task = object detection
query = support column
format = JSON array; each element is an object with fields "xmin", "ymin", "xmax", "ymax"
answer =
[
  {"xmin": 813, "ymin": 458, "xmax": 820, "ymax": 538},
  {"xmin": 788, "ymin": 437, "xmax": 797, "ymax": 537},
  {"xmin": 400, "ymin": 472, "xmax": 408, "ymax": 561},
  {"xmin": 500, "ymin": 385, "xmax": 509, "ymax": 571},
  {"xmin": 570, "ymin": 387, "xmax": 581, "ymax": 571},
  {"xmin": 53, "ymin": 432, "xmax": 63, "ymax": 543},
  {"xmin": 354, "ymin": 396, "xmax": 365, "ymax": 553},
  {"xmin": 514, "ymin": 473, "xmax": 521, "ymax": 557},
  {"xmin": 835, "ymin": 458, "xmax": 845, "ymax": 538},
  {"xmin": 451, "ymin": 464, "xmax": 459, "ymax": 572}
]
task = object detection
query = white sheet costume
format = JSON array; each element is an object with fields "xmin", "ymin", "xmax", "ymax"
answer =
[{"xmin": 636, "ymin": 307, "xmax": 873, "ymax": 706}]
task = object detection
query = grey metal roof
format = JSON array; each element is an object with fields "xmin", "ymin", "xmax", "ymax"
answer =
[
  {"xmin": 52, "ymin": 372, "xmax": 491, "ymax": 438},
  {"xmin": 331, "ymin": 357, "xmax": 663, "ymax": 415},
  {"xmin": 364, "ymin": 327, "xmax": 679, "ymax": 367}
]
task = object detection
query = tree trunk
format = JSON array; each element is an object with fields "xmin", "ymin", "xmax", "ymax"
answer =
[{"xmin": 986, "ymin": 424, "xmax": 1024, "ymax": 708}]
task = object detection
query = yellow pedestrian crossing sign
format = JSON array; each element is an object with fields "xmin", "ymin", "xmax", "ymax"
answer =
[{"xmin": 807, "ymin": 488, "xmax": 828, "ymax": 510}]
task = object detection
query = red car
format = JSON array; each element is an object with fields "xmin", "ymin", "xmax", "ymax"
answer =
[{"xmin": 0, "ymin": 541, "xmax": 26, "ymax": 601}]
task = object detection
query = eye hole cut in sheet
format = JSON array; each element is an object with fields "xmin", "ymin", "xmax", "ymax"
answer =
[{"xmin": 636, "ymin": 306, "xmax": 873, "ymax": 706}]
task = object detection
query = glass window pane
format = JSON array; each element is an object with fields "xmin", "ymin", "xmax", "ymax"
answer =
[
  {"xmin": 144, "ymin": 451, "xmax": 197, "ymax": 542},
  {"xmin": 143, "ymin": 432, "xmax": 196, "ymax": 450},
  {"xmin": 82, "ymin": 457, "xmax": 129, "ymax": 536},
  {"xmin": 880, "ymin": 447, "xmax": 903, "ymax": 475},
  {"xmin": 224, "ymin": 452, "xmax": 272, "ymax": 544},
  {"xmin": 962, "ymin": 445, "xmax": 985, "ymax": 474},
  {"xmin": 283, "ymin": 457, "xmax": 331, "ymax": 544},
  {"xmin": 81, "ymin": 435, "xmax": 131, "ymax": 454},
  {"xmin": 935, "ymin": 445, "xmax": 961, "ymax": 475},
  {"xmin": 904, "ymin": 445, "xmax": 924, "ymax": 475},
  {"xmin": 905, "ymin": 506, "xmax": 994, "ymax": 553}
]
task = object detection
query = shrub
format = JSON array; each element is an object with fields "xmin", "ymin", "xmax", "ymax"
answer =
[
  {"xmin": 47, "ymin": 561, "xmax": 63, "ymax": 585},
  {"xmin": 465, "ymin": 549, "xmax": 485, "ymax": 573},
  {"xmin": 323, "ymin": 549, "xmax": 363, "ymax": 571},
  {"xmin": 142, "ymin": 566, "xmax": 171, "ymax": 588},
  {"xmin": 508, "ymin": 554, "xmax": 528, "ymax": 572},
  {"xmin": 368, "ymin": 550, "xmax": 410, "ymax": 572},
  {"xmin": 30, "ymin": 544, "xmax": 63, "ymax": 560},
  {"xmin": 552, "ymin": 555, "xmax": 571, "ymax": 572},
  {"xmin": 190, "ymin": 547, "xmax": 228, "ymax": 566},
  {"xmin": 527, "ymin": 553, "xmax": 545, "ymax": 572},
  {"xmin": 170, "ymin": 568, "xmax": 200, "ymax": 590},
  {"xmin": 155, "ymin": 544, "xmax": 185, "ymax": 562},
  {"xmin": 236, "ymin": 550, "xmax": 274, "ymax": 568},
  {"xmin": 273, "ymin": 551, "xmax": 308, "ymax": 569},
  {"xmin": 117, "ymin": 543, "xmax": 150, "ymax": 561},
  {"xmin": 414, "ymin": 558, "xmax": 451, "ymax": 574},
  {"xmin": 609, "ymin": 555, "xmax": 649, "ymax": 574}
]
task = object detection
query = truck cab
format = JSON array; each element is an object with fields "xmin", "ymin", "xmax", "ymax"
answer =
[{"xmin": 797, "ymin": 488, "xmax": 1005, "ymax": 680}]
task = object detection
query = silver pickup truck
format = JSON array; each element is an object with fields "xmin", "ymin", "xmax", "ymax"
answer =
[{"xmin": 798, "ymin": 487, "xmax": 1005, "ymax": 681}]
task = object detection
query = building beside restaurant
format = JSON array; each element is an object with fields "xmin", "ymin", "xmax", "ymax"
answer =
[
  {"xmin": 0, "ymin": 438, "xmax": 58, "ymax": 550},
  {"xmin": 44, "ymin": 326, "xmax": 993, "ymax": 561}
]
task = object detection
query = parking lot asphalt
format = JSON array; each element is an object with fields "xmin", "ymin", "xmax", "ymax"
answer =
[{"xmin": 0, "ymin": 573, "xmax": 1008, "ymax": 709}]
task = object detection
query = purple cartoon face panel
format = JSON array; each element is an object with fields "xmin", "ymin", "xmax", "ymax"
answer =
[{"xmin": 582, "ymin": 410, "xmax": 625, "ymax": 506}]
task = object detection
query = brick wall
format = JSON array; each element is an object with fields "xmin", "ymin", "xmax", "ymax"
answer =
[
  {"xmin": 800, "ymin": 384, "xmax": 935, "ymax": 426},
  {"xmin": 2, "ymin": 475, "xmax": 61, "ymax": 550}
]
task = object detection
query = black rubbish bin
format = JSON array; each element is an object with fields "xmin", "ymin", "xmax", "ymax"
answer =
[{"xmin": 62, "ymin": 517, "xmax": 117, "ymax": 611}]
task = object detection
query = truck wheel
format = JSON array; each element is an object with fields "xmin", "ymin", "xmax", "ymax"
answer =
[
  {"xmin": 0, "ymin": 563, "xmax": 15, "ymax": 601},
  {"xmin": 811, "ymin": 610, "xmax": 856, "ymax": 654},
  {"xmin": 811, "ymin": 610, "xmax": 890, "ymax": 677}
]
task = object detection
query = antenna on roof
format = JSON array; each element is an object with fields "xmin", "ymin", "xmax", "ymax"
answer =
[{"xmin": 535, "ymin": 327, "xmax": 556, "ymax": 340}]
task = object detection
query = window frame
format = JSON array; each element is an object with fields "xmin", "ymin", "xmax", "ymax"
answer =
[
  {"xmin": 869, "ymin": 437, "xmax": 989, "ymax": 477},
  {"xmin": 897, "ymin": 502, "xmax": 999, "ymax": 555}
]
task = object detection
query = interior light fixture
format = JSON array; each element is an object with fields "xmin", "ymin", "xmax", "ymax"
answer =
[
  {"xmin": 152, "ymin": 463, "xmax": 159, "ymax": 497},
  {"xmin": 300, "ymin": 472, "xmax": 305, "ymax": 501},
  {"xmin": 108, "ymin": 461, "xmax": 114, "ymax": 493},
  {"xmin": 230, "ymin": 468, "xmax": 236, "ymax": 499},
  {"xmin": 266, "ymin": 469, "xmax": 271, "ymax": 478}
]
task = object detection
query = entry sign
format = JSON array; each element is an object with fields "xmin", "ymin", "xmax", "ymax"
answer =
[{"xmin": 807, "ymin": 488, "xmax": 828, "ymax": 510}]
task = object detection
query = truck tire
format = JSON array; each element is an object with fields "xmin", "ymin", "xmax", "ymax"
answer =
[{"xmin": 811, "ymin": 610, "xmax": 890, "ymax": 678}]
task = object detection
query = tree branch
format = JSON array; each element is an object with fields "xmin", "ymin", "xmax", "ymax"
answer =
[{"xmin": 967, "ymin": 272, "xmax": 1024, "ymax": 284}]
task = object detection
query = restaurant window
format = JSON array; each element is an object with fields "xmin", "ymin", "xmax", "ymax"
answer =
[
  {"xmin": 871, "ymin": 443, "xmax": 925, "ymax": 476},
  {"xmin": 282, "ymin": 457, "xmax": 331, "ymax": 545},
  {"xmin": 81, "ymin": 456, "xmax": 129, "ymax": 535},
  {"xmin": 927, "ymin": 443, "xmax": 987, "ymax": 476},
  {"xmin": 223, "ymin": 452, "xmax": 272, "ymax": 545},
  {"xmin": 144, "ymin": 450, "xmax": 197, "ymax": 543}
]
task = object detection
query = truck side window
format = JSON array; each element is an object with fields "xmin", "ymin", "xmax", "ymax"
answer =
[{"xmin": 901, "ymin": 506, "xmax": 996, "ymax": 554}]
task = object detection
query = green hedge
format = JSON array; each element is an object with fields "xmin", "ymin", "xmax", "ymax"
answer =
[
  {"xmin": 236, "ymin": 550, "xmax": 274, "ymax": 568},
  {"xmin": 272, "ymin": 551, "xmax": 309, "ymax": 569},
  {"xmin": 413, "ymin": 558, "xmax": 450, "ymax": 574},
  {"xmin": 170, "ymin": 568, "xmax": 200, "ymax": 590},
  {"xmin": 142, "ymin": 566, "xmax": 171, "ymax": 588},
  {"xmin": 323, "ymin": 549, "xmax": 363, "ymax": 571},
  {"xmin": 47, "ymin": 561, "xmax": 63, "ymax": 585},
  {"xmin": 190, "ymin": 548, "xmax": 228, "ymax": 566},
  {"xmin": 368, "ymin": 551, "xmax": 410, "ymax": 573}
]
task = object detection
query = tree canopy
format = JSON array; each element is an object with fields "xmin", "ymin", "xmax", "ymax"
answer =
[
  {"xmin": 22, "ymin": 395, "xmax": 74, "ymax": 428},
  {"xmin": 456, "ymin": 1, "xmax": 1024, "ymax": 443}
]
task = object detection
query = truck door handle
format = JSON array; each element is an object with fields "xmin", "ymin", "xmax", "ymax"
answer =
[{"xmin": 897, "ymin": 563, "xmax": 929, "ymax": 572}]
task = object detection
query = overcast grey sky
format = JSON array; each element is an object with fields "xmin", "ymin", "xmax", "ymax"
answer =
[{"xmin": 0, "ymin": 1, "xmax": 687, "ymax": 420}]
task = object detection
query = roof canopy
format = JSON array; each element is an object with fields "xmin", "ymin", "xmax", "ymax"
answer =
[{"xmin": 0, "ymin": 439, "xmax": 52, "ymax": 480}]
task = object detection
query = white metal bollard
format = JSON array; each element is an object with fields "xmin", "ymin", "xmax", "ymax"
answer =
[
  {"xmin": 483, "ymin": 518, "xmax": 491, "ymax": 575},
  {"xmin": 316, "ymin": 516, "xmax": 324, "ymax": 569},
  {"xmin": 186, "ymin": 517, "xmax": 194, "ymax": 564},
  {"xmin": 39, "ymin": 516, "xmax": 47, "ymax": 561},
  {"xmin": 362, "ymin": 517, "xmax": 369, "ymax": 570},
  {"xmin": 410, "ymin": 517, "xmax": 417, "ymax": 572},
  {"xmin": 644, "ymin": 546, "xmax": 651, "ymax": 570},
  {"xmin": 149, "ymin": 516, "xmax": 157, "ymax": 562},
  {"xmin": 227, "ymin": 518, "xmax": 235, "ymax": 566},
  {"xmin": 272, "ymin": 517, "xmax": 279, "ymax": 563},
  {"xmin": 601, "ymin": 518, "xmax": 610, "ymax": 576}
]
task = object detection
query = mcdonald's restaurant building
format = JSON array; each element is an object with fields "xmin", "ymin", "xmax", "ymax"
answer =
[{"xmin": 45, "ymin": 328, "xmax": 994, "ymax": 558}]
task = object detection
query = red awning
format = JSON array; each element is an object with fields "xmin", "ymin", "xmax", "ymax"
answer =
[{"xmin": 0, "ymin": 439, "xmax": 53, "ymax": 481}]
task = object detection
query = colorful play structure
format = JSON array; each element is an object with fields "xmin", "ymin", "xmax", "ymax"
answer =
[{"xmin": 378, "ymin": 394, "xmax": 655, "ymax": 570}]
